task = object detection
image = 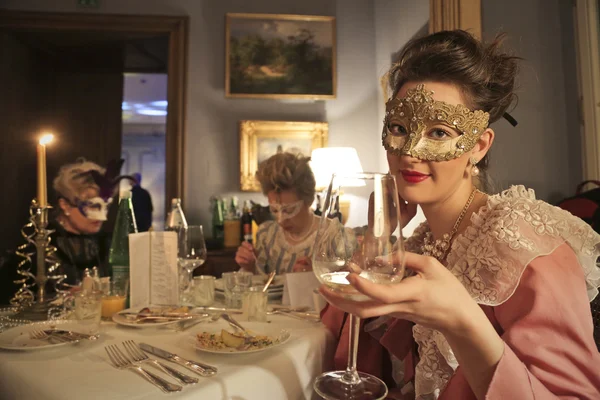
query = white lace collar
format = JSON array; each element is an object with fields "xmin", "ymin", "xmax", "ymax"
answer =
[{"xmin": 411, "ymin": 186, "xmax": 600, "ymax": 399}]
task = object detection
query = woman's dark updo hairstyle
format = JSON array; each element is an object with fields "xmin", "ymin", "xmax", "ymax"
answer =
[{"xmin": 387, "ymin": 30, "xmax": 521, "ymax": 176}]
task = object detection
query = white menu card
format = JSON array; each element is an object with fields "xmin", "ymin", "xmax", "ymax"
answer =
[
  {"xmin": 129, "ymin": 231, "xmax": 179, "ymax": 308},
  {"xmin": 282, "ymin": 271, "xmax": 321, "ymax": 309}
]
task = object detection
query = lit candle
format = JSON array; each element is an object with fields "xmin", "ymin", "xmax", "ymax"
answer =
[{"xmin": 37, "ymin": 134, "xmax": 54, "ymax": 208}]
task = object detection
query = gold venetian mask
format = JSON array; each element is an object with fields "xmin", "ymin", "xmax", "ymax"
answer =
[{"xmin": 382, "ymin": 84, "xmax": 490, "ymax": 161}]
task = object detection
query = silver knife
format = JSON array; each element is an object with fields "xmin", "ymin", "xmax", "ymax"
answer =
[
  {"xmin": 139, "ymin": 343, "xmax": 218, "ymax": 377},
  {"xmin": 190, "ymin": 306, "xmax": 243, "ymax": 314}
]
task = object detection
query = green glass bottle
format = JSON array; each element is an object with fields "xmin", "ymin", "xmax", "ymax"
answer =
[
  {"xmin": 212, "ymin": 197, "xmax": 225, "ymax": 248},
  {"xmin": 109, "ymin": 189, "xmax": 138, "ymax": 306}
]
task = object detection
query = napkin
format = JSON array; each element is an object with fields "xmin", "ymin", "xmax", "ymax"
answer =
[
  {"xmin": 282, "ymin": 271, "xmax": 320, "ymax": 309},
  {"xmin": 129, "ymin": 231, "xmax": 179, "ymax": 308}
]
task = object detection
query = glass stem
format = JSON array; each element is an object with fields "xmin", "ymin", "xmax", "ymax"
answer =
[{"xmin": 343, "ymin": 314, "xmax": 362, "ymax": 385}]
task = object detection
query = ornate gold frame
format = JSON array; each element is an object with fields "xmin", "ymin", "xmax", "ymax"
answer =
[
  {"xmin": 429, "ymin": 0, "xmax": 482, "ymax": 39},
  {"xmin": 239, "ymin": 120, "xmax": 328, "ymax": 191},
  {"xmin": 225, "ymin": 13, "xmax": 336, "ymax": 99}
]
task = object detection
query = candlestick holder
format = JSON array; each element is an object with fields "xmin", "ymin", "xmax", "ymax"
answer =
[{"xmin": 9, "ymin": 199, "xmax": 66, "ymax": 321}]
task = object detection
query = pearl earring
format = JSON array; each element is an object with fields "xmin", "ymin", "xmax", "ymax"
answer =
[
  {"xmin": 65, "ymin": 211, "xmax": 71, "ymax": 216},
  {"xmin": 469, "ymin": 156, "xmax": 479, "ymax": 177}
]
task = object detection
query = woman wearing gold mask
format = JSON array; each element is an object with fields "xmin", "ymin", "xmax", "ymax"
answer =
[{"xmin": 320, "ymin": 30, "xmax": 600, "ymax": 399}]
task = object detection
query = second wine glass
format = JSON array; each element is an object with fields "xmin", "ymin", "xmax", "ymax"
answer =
[
  {"xmin": 312, "ymin": 172, "xmax": 406, "ymax": 400},
  {"xmin": 178, "ymin": 225, "xmax": 208, "ymax": 303}
]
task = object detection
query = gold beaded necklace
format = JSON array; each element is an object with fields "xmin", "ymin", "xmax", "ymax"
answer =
[{"xmin": 421, "ymin": 188, "xmax": 479, "ymax": 262}]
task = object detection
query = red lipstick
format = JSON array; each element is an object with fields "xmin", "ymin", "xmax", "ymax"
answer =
[{"xmin": 400, "ymin": 170, "xmax": 430, "ymax": 183}]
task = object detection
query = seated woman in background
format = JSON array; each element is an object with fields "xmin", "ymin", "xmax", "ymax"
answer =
[
  {"xmin": 50, "ymin": 159, "xmax": 115, "ymax": 285},
  {"xmin": 0, "ymin": 159, "xmax": 116, "ymax": 304},
  {"xmin": 235, "ymin": 152, "xmax": 319, "ymax": 275}
]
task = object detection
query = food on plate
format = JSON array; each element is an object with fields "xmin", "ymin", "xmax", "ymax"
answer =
[
  {"xmin": 138, "ymin": 305, "xmax": 190, "ymax": 315},
  {"xmin": 196, "ymin": 329, "xmax": 281, "ymax": 351},
  {"xmin": 220, "ymin": 329, "xmax": 245, "ymax": 348},
  {"xmin": 150, "ymin": 305, "xmax": 189, "ymax": 314}
]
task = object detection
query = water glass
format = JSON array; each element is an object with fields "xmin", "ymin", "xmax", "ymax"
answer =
[
  {"xmin": 72, "ymin": 291, "xmax": 102, "ymax": 335},
  {"xmin": 193, "ymin": 275, "xmax": 216, "ymax": 306},
  {"xmin": 242, "ymin": 287, "xmax": 267, "ymax": 322},
  {"xmin": 222, "ymin": 271, "xmax": 252, "ymax": 308}
]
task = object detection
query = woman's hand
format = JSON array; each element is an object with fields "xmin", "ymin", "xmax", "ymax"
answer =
[
  {"xmin": 319, "ymin": 252, "xmax": 480, "ymax": 335},
  {"xmin": 292, "ymin": 256, "xmax": 312, "ymax": 273},
  {"xmin": 321, "ymin": 252, "xmax": 505, "ymax": 399},
  {"xmin": 235, "ymin": 241, "xmax": 256, "ymax": 272}
]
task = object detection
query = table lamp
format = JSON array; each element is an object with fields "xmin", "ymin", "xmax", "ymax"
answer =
[{"xmin": 310, "ymin": 147, "xmax": 364, "ymax": 225}]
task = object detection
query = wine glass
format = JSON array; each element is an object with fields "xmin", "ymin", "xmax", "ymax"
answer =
[
  {"xmin": 312, "ymin": 172, "xmax": 406, "ymax": 400},
  {"xmin": 178, "ymin": 225, "xmax": 208, "ymax": 303}
]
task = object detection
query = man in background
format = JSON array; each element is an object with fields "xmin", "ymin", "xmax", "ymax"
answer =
[{"xmin": 131, "ymin": 172, "xmax": 153, "ymax": 232}]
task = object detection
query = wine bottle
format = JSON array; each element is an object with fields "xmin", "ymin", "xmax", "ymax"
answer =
[
  {"xmin": 224, "ymin": 196, "xmax": 241, "ymax": 248},
  {"xmin": 212, "ymin": 197, "xmax": 225, "ymax": 248},
  {"xmin": 165, "ymin": 198, "xmax": 188, "ymax": 230},
  {"xmin": 165, "ymin": 198, "xmax": 188, "ymax": 258},
  {"xmin": 314, "ymin": 194, "xmax": 322, "ymax": 216},
  {"xmin": 241, "ymin": 200, "xmax": 253, "ymax": 244},
  {"xmin": 327, "ymin": 195, "xmax": 342, "ymax": 222}
]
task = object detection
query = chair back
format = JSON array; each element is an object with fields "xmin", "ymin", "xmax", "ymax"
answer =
[{"xmin": 591, "ymin": 294, "xmax": 600, "ymax": 351}]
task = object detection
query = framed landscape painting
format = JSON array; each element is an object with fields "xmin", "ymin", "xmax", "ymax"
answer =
[
  {"xmin": 239, "ymin": 120, "xmax": 328, "ymax": 191},
  {"xmin": 226, "ymin": 13, "xmax": 336, "ymax": 99}
]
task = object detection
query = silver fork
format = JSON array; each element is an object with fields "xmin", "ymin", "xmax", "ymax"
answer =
[
  {"xmin": 220, "ymin": 313, "xmax": 254, "ymax": 338},
  {"xmin": 105, "ymin": 344, "xmax": 183, "ymax": 393},
  {"xmin": 29, "ymin": 329, "xmax": 78, "ymax": 344},
  {"xmin": 122, "ymin": 340, "xmax": 198, "ymax": 385},
  {"xmin": 268, "ymin": 309, "xmax": 321, "ymax": 322}
]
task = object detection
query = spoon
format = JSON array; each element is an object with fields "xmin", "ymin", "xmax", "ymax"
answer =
[
  {"xmin": 262, "ymin": 271, "xmax": 276, "ymax": 293},
  {"xmin": 219, "ymin": 313, "xmax": 254, "ymax": 338}
]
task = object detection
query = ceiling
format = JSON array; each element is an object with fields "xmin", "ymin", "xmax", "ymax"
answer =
[{"xmin": 122, "ymin": 73, "xmax": 167, "ymax": 125}]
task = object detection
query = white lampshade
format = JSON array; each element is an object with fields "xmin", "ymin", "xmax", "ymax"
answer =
[{"xmin": 310, "ymin": 147, "xmax": 364, "ymax": 189}]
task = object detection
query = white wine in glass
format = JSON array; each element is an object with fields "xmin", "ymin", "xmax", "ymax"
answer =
[{"xmin": 312, "ymin": 172, "xmax": 406, "ymax": 400}]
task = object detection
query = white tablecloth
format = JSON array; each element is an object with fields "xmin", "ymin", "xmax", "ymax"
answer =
[{"xmin": 0, "ymin": 315, "xmax": 335, "ymax": 400}]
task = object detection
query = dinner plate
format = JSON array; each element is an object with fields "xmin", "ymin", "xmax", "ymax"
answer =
[
  {"xmin": 0, "ymin": 320, "xmax": 90, "ymax": 351},
  {"xmin": 112, "ymin": 306, "xmax": 207, "ymax": 328},
  {"xmin": 194, "ymin": 321, "xmax": 291, "ymax": 355}
]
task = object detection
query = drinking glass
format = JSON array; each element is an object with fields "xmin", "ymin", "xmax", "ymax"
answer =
[
  {"xmin": 242, "ymin": 287, "xmax": 268, "ymax": 322},
  {"xmin": 312, "ymin": 173, "xmax": 406, "ymax": 400},
  {"xmin": 222, "ymin": 271, "xmax": 252, "ymax": 308},
  {"xmin": 193, "ymin": 275, "xmax": 216, "ymax": 306},
  {"xmin": 101, "ymin": 277, "xmax": 129, "ymax": 320},
  {"xmin": 71, "ymin": 291, "xmax": 102, "ymax": 335},
  {"xmin": 178, "ymin": 225, "xmax": 208, "ymax": 303}
]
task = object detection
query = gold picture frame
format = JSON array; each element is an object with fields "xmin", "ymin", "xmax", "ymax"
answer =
[
  {"xmin": 225, "ymin": 13, "xmax": 336, "ymax": 99},
  {"xmin": 240, "ymin": 120, "xmax": 328, "ymax": 191}
]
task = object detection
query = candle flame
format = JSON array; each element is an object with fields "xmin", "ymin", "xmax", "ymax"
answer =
[{"xmin": 39, "ymin": 134, "xmax": 54, "ymax": 146}]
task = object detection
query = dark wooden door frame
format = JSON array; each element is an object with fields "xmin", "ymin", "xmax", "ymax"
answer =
[{"xmin": 0, "ymin": 10, "xmax": 188, "ymax": 206}]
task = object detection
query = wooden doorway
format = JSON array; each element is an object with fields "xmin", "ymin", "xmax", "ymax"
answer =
[{"xmin": 0, "ymin": 11, "xmax": 187, "ymax": 250}]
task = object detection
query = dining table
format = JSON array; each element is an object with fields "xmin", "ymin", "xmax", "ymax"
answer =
[{"xmin": 0, "ymin": 311, "xmax": 335, "ymax": 400}]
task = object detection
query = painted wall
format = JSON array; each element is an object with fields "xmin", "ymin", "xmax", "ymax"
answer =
[
  {"xmin": 0, "ymin": 0, "xmax": 383, "ymax": 234},
  {"xmin": 481, "ymin": 0, "xmax": 581, "ymax": 203},
  {"xmin": 0, "ymin": 0, "xmax": 582, "ymax": 236}
]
